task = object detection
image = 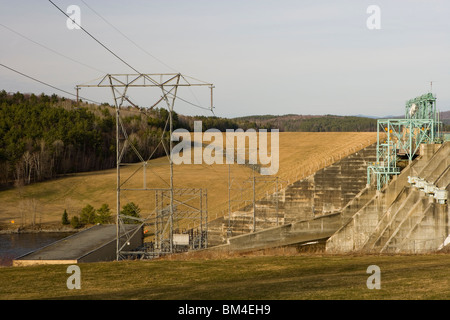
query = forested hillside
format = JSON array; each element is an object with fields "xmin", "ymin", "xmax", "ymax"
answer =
[
  {"xmin": 232, "ymin": 114, "xmax": 378, "ymax": 132},
  {"xmin": 0, "ymin": 91, "xmax": 171, "ymax": 187},
  {"xmin": 440, "ymin": 110, "xmax": 450, "ymax": 125},
  {"xmin": 234, "ymin": 113, "xmax": 450, "ymax": 132}
]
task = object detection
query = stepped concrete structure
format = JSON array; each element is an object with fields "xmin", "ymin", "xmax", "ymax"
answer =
[
  {"xmin": 207, "ymin": 143, "xmax": 378, "ymax": 250},
  {"xmin": 208, "ymin": 142, "xmax": 449, "ymax": 254},
  {"xmin": 327, "ymin": 142, "xmax": 449, "ymax": 253}
]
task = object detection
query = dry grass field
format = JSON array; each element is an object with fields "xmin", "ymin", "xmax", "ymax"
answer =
[
  {"xmin": 0, "ymin": 132, "xmax": 377, "ymax": 230},
  {"xmin": 0, "ymin": 252, "xmax": 449, "ymax": 300}
]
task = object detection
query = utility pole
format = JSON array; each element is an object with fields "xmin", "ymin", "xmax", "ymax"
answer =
[
  {"xmin": 228, "ymin": 164, "xmax": 231, "ymax": 238},
  {"xmin": 275, "ymin": 176, "xmax": 279, "ymax": 226},
  {"xmin": 210, "ymin": 85, "xmax": 215, "ymax": 110},
  {"xmin": 169, "ymin": 100, "xmax": 174, "ymax": 253},
  {"xmin": 200, "ymin": 188, "xmax": 203, "ymax": 248},
  {"xmin": 205, "ymin": 189, "xmax": 208, "ymax": 248},
  {"xmin": 75, "ymin": 86, "xmax": 80, "ymax": 103},
  {"xmin": 252, "ymin": 168, "xmax": 256, "ymax": 233}
]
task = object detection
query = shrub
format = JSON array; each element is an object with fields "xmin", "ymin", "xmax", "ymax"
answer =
[
  {"xmin": 80, "ymin": 204, "xmax": 96, "ymax": 225},
  {"xmin": 61, "ymin": 209, "xmax": 70, "ymax": 225},
  {"xmin": 120, "ymin": 202, "xmax": 141, "ymax": 224},
  {"xmin": 70, "ymin": 216, "xmax": 82, "ymax": 229},
  {"xmin": 95, "ymin": 203, "xmax": 113, "ymax": 224}
]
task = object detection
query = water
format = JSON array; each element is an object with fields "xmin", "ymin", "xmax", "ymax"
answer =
[{"xmin": 0, "ymin": 232, "xmax": 72, "ymax": 266}]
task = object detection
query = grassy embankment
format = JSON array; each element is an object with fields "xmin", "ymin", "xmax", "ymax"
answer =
[{"xmin": 0, "ymin": 252, "xmax": 449, "ymax": 300}]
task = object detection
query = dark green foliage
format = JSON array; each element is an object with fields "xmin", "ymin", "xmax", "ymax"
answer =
[
  {"xmin": 95, "ymin": 203, "xmax": 113, "ymax": 224},
  {"xmin": 71, "ymin": 203, "xmax": 113, "ymax": 228},
  {"xmin": 120, "ymin": 202, "xmax": 141, "ymax": 224},
  {"xmin": 70, "ymin": 215, "xmax": 81, "ymax": 229},
  {"xmin": 0, "ymin": 91, "xmax": 174, "ymax": 187},
  {"xmin": 80, "ymin": 204, "xmax": 96, "ymax": 225},
  {"xmin": 178, "ymin": 114, "xmax": 378, "ymax": 133},
  {"xmin": 0, "ymin": 90, "xmax": 116, "ymax": 185},
  {"xmin": 61, "ymin": 209, "xmax": 70, "ymax": 225},
  {"xmin": 178, "ymin": 115, "xmax": 261, "ymax": 132},
  {"xmin": 230, "ymin": 114, "xmax": 378, "ymax": 132}
]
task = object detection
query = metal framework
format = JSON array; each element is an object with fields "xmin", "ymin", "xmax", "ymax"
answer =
[
  {"xmin": 154, "ymin": 187, "xmax": 208, "ymax": 253},
  {"xmin": 367, "ymin": 92, "xmax": 442, "ymax": 190},
  {"xmin": 226, "ymin": 160, "xmax": 284, "ymax": 238},
  {"xmin": 77, "ymin": 73, "xmax": 213, "ymax": 260}
]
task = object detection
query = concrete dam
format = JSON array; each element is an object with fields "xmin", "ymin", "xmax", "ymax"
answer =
[{"xmin": 208, "ymin": 141, "xmax": 449, "ymax": 254}]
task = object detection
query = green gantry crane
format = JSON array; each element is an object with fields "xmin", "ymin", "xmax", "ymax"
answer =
[{"xmin": 367, "ymin": 92, "xmax": 443, "ymax": 190}]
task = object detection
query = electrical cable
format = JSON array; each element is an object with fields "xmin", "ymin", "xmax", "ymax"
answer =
[
  {"xmin": 79, "ymin": 1, "xmax": 211, "ymax": 114},
  {"xmin": 0, "ymin": 22, "xmax": 106, "ymax": 74},
  {"xmin": 0, "ymin": 62, "xmax": 101, "ymax": 104},
  {"xmin": 48, "ymin": 0, "xmax": 213, "ymax": 113},
  {"xmin": 79, "ymin": 0, "xmax": 179, "ymax": 73},
  {"xmin": 48, "ymin": 0, "xmax": 141, "ymax": 74}
]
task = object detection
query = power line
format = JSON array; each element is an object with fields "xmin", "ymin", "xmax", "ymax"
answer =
[
  {"xmin": 48, "ymin": 0, "xmax": 141, "ymax": 74},
  {"xmin": 0, "ymin": 22, "xmax": 106, "ymax": 74},
  {"xmin": 79, "ymin": 0, "xmax": 179, "ymax": 73},
  {"xmin": 48, "ymin": 0, "xmax": 212, "ymax": 113},
  {"xmin": 0, "ymin": 62, "xmax": 100, "ymax": 104}
]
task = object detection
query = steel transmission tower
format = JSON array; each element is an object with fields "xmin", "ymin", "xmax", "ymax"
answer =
[{"xmin": 77, "ymin": 73, "xmax": 214, "ymax": 260}]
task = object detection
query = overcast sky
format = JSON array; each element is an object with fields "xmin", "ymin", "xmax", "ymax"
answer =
[{"xmin": 1, "ymin": 0, "xmax": 449, "ymax": 118}]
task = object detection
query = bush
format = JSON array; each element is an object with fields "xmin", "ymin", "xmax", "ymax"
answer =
[
  {"xmin": 95, "ymin": 203, "xmax": 113, "ymax": 224},
  {"xmin": 61, "ymin": 209, "xmax": 70, "ymax": 225},
  {"xmin": 70, "ymin": 216, "xmax": 82, "ymax": 229},
  {"xmin": 80, "ymin": 204, "xmax": 96, "ymax": 225},
  {"xmin": 120, "ymin": 202, "xmax": 141, "ymax": 224}
]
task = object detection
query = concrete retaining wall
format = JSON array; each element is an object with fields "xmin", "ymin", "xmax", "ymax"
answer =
[
  {"xmin": 326, "ymin": 142, "xmax": 450, "ymax": 254},
  {"xmin": 208, "ymin": 144, "xmax": 377, "ymax": 246},
  {"xmin": 206, "ymin": 142, "xmax": 449, "ymax": 254}
]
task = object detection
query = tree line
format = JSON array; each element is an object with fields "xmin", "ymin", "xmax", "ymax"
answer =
[
  {"xmin": 62, "ymin": 202, "xmax": 141, "ymax": 229},
  {"xmin": 231, "ymin": 114, "xmax": 378, "ymax": 132}
]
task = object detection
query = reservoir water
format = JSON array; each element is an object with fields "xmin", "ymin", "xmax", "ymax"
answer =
[{"xmin": 0, "ymin": 232, "xmax": 72, "ymax": 266}]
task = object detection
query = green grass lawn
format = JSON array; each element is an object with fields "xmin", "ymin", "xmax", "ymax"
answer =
[{"xmin": 1, "ymin": 253, "xmax": 448, "ymax": 300}]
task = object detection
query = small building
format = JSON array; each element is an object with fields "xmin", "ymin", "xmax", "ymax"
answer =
[{"xmin": 13, "ymin": 224, "xmax": 143, "ymax": 266}]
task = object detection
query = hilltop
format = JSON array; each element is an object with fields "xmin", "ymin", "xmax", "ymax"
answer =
[
  {"xmin": 233, "ymin": 111, "xmax": 450, "ymax": 132},
  {"xmin": 440, "ymin": 110, "xmax": 450, "ymax": 125}
]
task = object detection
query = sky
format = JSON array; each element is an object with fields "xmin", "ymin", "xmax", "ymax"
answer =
[{"xmin": 0, "ymin": 0, "xmax": 449, "ymax": 118}]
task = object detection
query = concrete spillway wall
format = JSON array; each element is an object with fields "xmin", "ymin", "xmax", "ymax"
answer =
[
  {"xmin": 207, "ymin": 143, "xmax": 377, "ymax": 247},
  {"xmin": 207, "ymin": 142, "xmax": 449, "ymax": 254},
  {"xmin": 326, "ymin": 142, "xmax": 449, "ymax": 254}
]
